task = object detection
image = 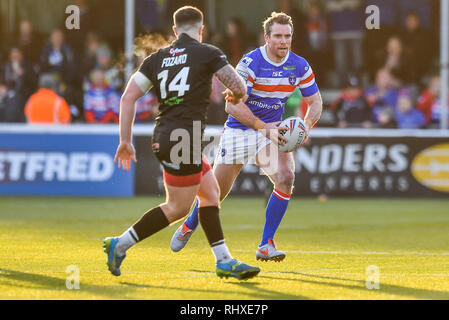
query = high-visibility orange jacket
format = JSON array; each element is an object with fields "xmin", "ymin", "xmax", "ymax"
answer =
[{"xmin": 25, "ymin": 88, "xmax": 71, "ymax": 124}]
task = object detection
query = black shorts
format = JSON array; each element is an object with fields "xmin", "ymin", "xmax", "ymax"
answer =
[{"xmin": 152, "ymin": 126, "xmax": 205, "ymax": 177}]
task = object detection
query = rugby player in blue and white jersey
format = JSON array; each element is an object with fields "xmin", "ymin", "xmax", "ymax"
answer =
[{"xmin": 171, "ymin": 12, "xmax": 323, "ymax": 262}]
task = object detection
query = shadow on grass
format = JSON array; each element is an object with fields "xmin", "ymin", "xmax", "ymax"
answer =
[
  {"xmin": 186, "ymin": 270, "xmax": 310, "ymax": 300},
  {"xmin": 260, "ymin": 272, "xmax": 449, "ymax": 299},
  {"xmin": 228, "ymin": 281, "xmax": 310, "ymax": 300},
  {"xmin": 0, "ymin": 267, "xmax": 309, "ymax": 300},
  {"xmin": 0, "ymin": 268, "xmax": 129, "ymax": 299},
  {"xmin": 120, "ymin": 281, "xmax": 238, "ymax": 297},
  {"xmin": 9, "ymin": 267, "xmax": 441, "ymax": 300}
]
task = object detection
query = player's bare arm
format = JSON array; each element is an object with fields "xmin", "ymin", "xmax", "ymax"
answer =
[
  {"xmin": 214, "ymin": 65, "xmax": 247, "ymax": 102},
  {"xmin": 215, "ymin": 66, "xmax": 289, "ymax": 144},
  {"xmin": 302, "ymin": 91, "xmax": 323, "ymax": 143},
  {"xmin": 215, "ymin": 66, "xmax": 287, "ymax": 144},
  {"xmin": 224, "ymin": 95, "xmax": 288, "ymax": 146},
  {"xmin": 114, "ymin": 73, "xmax": 149, "ymax": 170}
]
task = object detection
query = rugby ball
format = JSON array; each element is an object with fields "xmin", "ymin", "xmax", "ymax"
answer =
[{"xmin": 278, "ymin": 116, "xmax": 307, "ymax": 152}]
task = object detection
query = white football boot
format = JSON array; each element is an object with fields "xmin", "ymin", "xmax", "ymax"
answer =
[
  {"xmin": 170, "ymin": 221, "xmax": 195, "ymax": 252},
  {"xmin": 256, "ymin": 239, "xmax": 286, "ymax": 262}
]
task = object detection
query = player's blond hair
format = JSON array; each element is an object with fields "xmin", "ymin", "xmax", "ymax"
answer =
[{"xmin": 263, "ymin": 12, "xmax": 294, "ymax": 35}]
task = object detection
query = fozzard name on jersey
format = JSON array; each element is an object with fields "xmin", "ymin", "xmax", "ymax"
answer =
[{"xmin": 161, "ymin": 54, "xmax": 188, "ymax": 68}]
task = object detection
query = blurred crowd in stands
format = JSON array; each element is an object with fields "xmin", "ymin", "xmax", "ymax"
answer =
[{"xmin": 0, "ymin": 0, "xmax": 446, "ymax": 128}]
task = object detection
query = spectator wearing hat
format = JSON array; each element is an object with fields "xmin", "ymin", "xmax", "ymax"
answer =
[
  {"xmin": 331, "ymin": 75, "xmax": 372, "ymax": 128},
  {"xmin": 24, "ymin": 73, "xmax": 71, "ymax": 124},
  {"xmin": 395, "ymin": 88, "xmax": 426, "ymax": 129}
]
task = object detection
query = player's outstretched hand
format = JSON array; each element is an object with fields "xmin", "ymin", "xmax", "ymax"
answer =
[
  {"xmin": 223, "ymin": 89, "xmax": 247, "ymax": 105},
  {"xmin": 114, "ymin": 142, "xmax": 137, "ymax": 171},
  {"xmin": 261, "ymin": 121, "xmax": 289, "ymax": 147}
]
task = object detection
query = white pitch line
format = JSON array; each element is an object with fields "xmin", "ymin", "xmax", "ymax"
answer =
[
  {"xmin": 234, "ymin": 249, "xmax": 449, "ymax": 256},
  {"xmin": 263, "ymin": 270, "xmax": 449, "ymax": 278},
  {"xmin": 288, "ymin": 250, "xmax": 449, "ymax": 256}
]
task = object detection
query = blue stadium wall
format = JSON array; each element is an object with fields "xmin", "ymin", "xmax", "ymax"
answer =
[{"xmin": 1, "ymin": 125, "xmax": 448, "ymax": 198}]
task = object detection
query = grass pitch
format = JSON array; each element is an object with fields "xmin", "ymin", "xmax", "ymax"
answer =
[{"xmin": 0, "ymin": 196, "xmax": 448, "ymax": 300}]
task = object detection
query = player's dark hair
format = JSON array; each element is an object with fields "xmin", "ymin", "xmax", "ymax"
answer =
[
  {"xmin": 263, "ymin": 12, "xmax": 294, "ymax": 35},
  {"xmin": 173, "ymin": 6, "xmax": 203, "ymax": 28}
]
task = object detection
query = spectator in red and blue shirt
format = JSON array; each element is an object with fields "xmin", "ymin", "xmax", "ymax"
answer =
[{"xmin": 84, "ymin": 68, "xmax": 120, "ymax": 123}]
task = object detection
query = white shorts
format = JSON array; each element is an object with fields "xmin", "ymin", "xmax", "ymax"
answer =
[{"xmin": 214, "ymin": 126, "xmax": 272, "ymax": 164}]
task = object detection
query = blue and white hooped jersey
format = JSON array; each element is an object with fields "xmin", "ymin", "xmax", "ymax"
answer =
[{"xmin": 225, "ymin": 45, "xmax": 319, "ymax": 130}]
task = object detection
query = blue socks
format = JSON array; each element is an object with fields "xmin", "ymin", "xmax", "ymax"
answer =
[
  {"xmin": 185, "ymin": 188, "xmax": 291, "ymax": 247},
  {"xmin": 260, "ymin": 189, "xmax": 291, "ymax": 247},
  {"xmin": 185, "ymin": 198, "xmax": 200, "ymax": 230}
]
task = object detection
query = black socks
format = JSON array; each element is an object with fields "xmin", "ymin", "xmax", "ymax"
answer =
[
  {"xmin": 132, "ymin": 206, "xmax": 170, "ymax": 242},
  {"xmin": 198, "ymin": 206, "xmax": 224, "ymax": 246}
]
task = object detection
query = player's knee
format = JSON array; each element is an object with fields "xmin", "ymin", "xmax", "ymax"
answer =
[
  {"xmin": 164, "ymin": 202, "xmax": 192, "ymax": 221},
  {"xmin": 199, "ymin": 196, "xmax": 219, "ymax": 207},
  {"xmin": 199, "ymin": 187, "xmax": 220, "ymax": 207},
  {"xmin": 276, "ymin": 170, "xmax": 295, "ymax": 190}
]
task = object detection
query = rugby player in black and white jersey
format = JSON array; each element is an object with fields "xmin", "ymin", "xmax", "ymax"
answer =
[{"xmin": 103, "ymin": 6, "xmax": 260, "ymax": 280}]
